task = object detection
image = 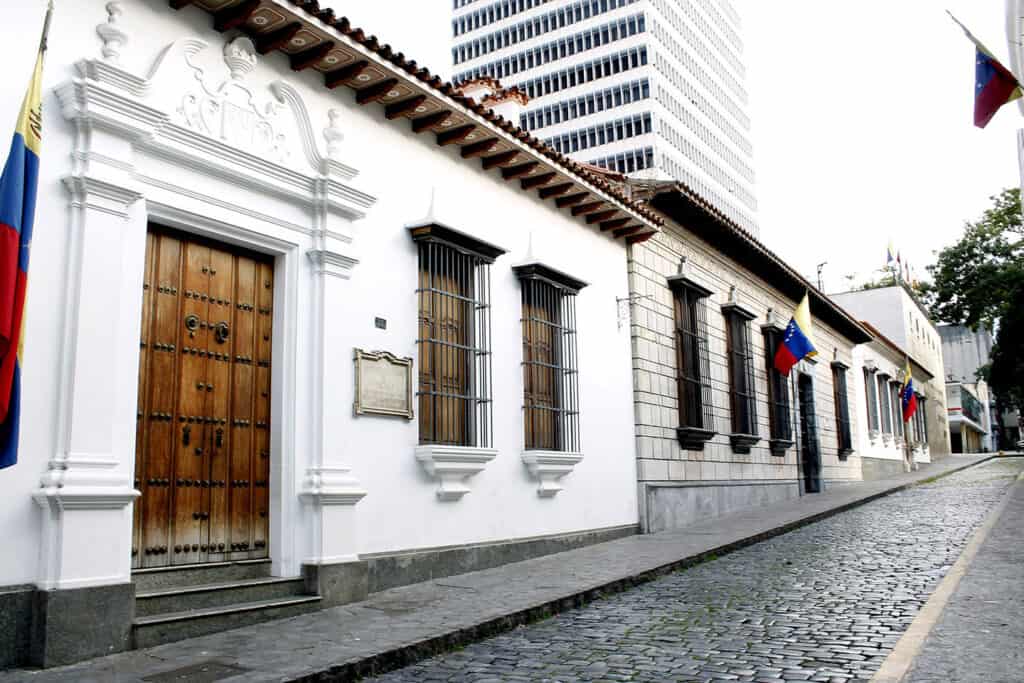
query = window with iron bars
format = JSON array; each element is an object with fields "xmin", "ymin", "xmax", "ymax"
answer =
[
  {"xmin": 832, "ymin": 362, "xmax": 853, "ymax": 458},
  {"xmin": 514, "ymin": 264, "xmax": 586, "ymax": 452},
  {"xmin": 863, "ymin": 367, "xmax": 880, "ymax": 435},
  {"xmin": 723, "ymin": 302, "xmax": 759, "ymax": 454},
  {"xmin": 668, "ymin": 273, "xmax": 715, "ymax": 450},
  {"xmin": 890, "ymin": 382, "xmax": 903, "ymax": 442},
  {"xmin": 762, "ymin": 325, "xmax": 792, "ymax": 456},
  {"xmin": 877, "ymin": 373, "xmax": 892, "ymax": 436},
  {"xmin": 411, "ymin": 224, "xmax": 504, "ymax": 448}
]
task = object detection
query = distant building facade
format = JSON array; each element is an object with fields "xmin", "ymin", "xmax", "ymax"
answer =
[
  {"xmin": 621, "ymin": 181, "xmax": 869, "ymax": 532},
  {"xmin": 450, "ymin": 0, "xmax": 759, "ymax": 234},
  {"xmin": 937, "ymin": 324, "xmax": 1013, "ymax": 451},
  {"xmin": 831, "ymin": 286, "xmax": 951, "ymax": 458},
  {"xmin": 851, "ymin": 323, "xmax": 933, "ymax": 479}
]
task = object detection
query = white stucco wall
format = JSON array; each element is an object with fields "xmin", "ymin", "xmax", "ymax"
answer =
[{"xmin": 0, "ymin": 0, "xmax": 638, "ymax": 587}]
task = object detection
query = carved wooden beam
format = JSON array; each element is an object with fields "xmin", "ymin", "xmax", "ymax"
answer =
[
  {"xmin": 539, "ymin": 183, "xmax": 573, "ymax": 199},
  {"xmin": 571, "ymin": 201, "xmax": 605, "ymax": 216},
  {"xmin": 460, "ymin": 138, "xmax": 500, "ymax": 159},
  {"xmin": 290, "ymin": 41, "xmax": 334, "ymax": 71},
  {"xmin": 501, "ymin": 162, "xmax": 539, "ymax": 180},
  {"xmin": 412, "ymin": 110, "xmax": 453, "ymax": 133},
  {"xmin": 615, "ymin": 224, "xmax": 647, "ymax": 239},
  {"xmin": 213, "ymin": 0, "xmax": 260, "ymax": 32},
  {"xmin": 436, "ymin": 125, "xmax": 476, "ymax": 146},
  {"xmin": 599, "ymin": 217, "xmax": 630, "ymax": 232},
  {"xmin": 254, "ymin": 22, "xmax": 301, "ymax": 55},
  {"xmin": 324, "ymin": 60, "xmax": 368, "ymax": 89},
  {"xmin": 481, "ymin": 150, "xmax": 518, "ymax": 169},
  {"xmin": 385, "ymin": 95, "xmax": 427, "ymax": 120},
  {"xmin": 521, "ymin": 172, "xmax": 556, "ymax": 190},
  {"xmin": 355, "ymin": 78, "xmax": 398, "ymax": 105},
  {"xmin": 556, "ymin": 192, "xmax": 588, "ymax": 208},
  {"xmin": 626, "ymin": 231, "xmax": 655, "ymax": 244},
  {"xmin": 586, "ymin": 209, "xmax": 619, "ymax": 224}
]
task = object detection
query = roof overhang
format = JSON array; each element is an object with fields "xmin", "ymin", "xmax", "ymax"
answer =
[
  {"xmin": 168, "ymin": 0, "xmax": 661, "ymax": 244},
  {"xmin": 646, "ymin": 184, "xmax": 872, "ymax": 345}
]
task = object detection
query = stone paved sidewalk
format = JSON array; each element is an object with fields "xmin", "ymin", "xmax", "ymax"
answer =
[
  {"xmin": 902, "ymin": 464, "xmax": 1024, "ymax": 683},
  {"xmin": 0, "ymin": 455, "xmax": 994, "ymax": 683}
]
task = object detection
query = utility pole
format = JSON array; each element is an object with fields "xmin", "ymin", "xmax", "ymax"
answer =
[{"xmin": 816, "ymin": 262, "xmax": 827, "ymax": 292}]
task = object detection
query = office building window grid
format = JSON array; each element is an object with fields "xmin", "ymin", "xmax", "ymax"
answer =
[
  {"xmin": 520, "ymin": 79, "xmax": 650, "ymax": 131},
  {"xmin": 588, "ymin": 146, "xmax": 655, "ymax": 173},
  {"xmin": 454, "ymin": 14, "xmax": 647, "ymax": 83},
  {"xmin": 545, "ymin": 112, "xmax": 653, "ymax": 155},
  {"xmin": 452, "ymin": 0, "xmax": 640, "ymax": 63},
  {"xmin": 513, "ymin": 47, "xmax": 648, "ymax": 100}
]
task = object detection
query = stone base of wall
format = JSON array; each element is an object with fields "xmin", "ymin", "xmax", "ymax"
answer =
[
  {"xmin": 641, "ymin": 480, "xmax": 800, "ymax": 533},
  {"xmin": 363, "ymin": 524, "xmax": 639, "ymax": 594},
  {"xmin": 0, "ymin": 585, "xmax": 33, "ymax": 669},
  {"xmin": 861, "ymin": 456, "xmax": 908, "ymax": 480}
]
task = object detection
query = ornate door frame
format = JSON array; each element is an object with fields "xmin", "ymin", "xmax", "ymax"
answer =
[{"xmin": 37, "ymin": 22, "xmax": 375, "ymax": 589}]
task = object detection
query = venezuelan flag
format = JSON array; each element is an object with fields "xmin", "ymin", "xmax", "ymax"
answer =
[
  {"xmin": 0, "ymin": 48, "xmax": 45, "ymax": 470},
  {"xmin": 900, "ymin": 360, "xmax": 918, "ymax": 423},
  {"xmin": 948, "ymin": 12, "xmax": 1023, "ymax": 128},
  {"xmin": 773, "ymin": 293, "xmax": 816, "ymax": 377}
]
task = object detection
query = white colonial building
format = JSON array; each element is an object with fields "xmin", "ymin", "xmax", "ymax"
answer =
[
  {"xmin": 851, "ymin": 322, "xmax": 933, "ymax": 479},
  {"xmin": 0, "ymin": 0, "xmax": 662, "ymax": 667}
]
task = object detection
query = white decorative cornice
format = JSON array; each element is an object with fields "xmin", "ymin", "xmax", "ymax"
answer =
[
  {"xmin": 521, "ymin": 451, "xmax": 583, "ymax": 497},
  {"xmin": 33, "ymin": 454, "xmax": 138, "ymax": 511},
  {"xmin": 62, "ymin": 175, "xmax": 142, "ymax": 220},
  {"xmin": 299, "ymin": 466, "xmax": 367, "ymax": 506},
  {"xmin": 307, "ymin": 248, "xmax": 359, "ymax": 279},
  {"xmin": 415, "ymin": 445, "xmax": 497, "ymax": 501}
]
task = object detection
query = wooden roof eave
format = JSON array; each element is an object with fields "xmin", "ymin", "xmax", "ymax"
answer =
[{"xmin": 183, "ymin": 0, "xmax": 659, "ymax": 244}]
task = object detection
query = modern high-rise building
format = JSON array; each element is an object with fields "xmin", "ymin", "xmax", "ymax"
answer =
[{"xmin": 451, "ymin": 0, "xmax": 758, "ymax": 234}]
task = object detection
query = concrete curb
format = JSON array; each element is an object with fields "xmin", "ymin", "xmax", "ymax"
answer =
[{"xmin": 297, "ymin": 456, "xmax": 998, "ymax": 682}]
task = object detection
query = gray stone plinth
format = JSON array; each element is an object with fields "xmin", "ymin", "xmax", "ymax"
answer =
[
  {"xmin": 364, "ymin": 524, "xmax": 638, "ymax": 593},
  {"xmin": 0, "ymin": 585, "xmax": 33, "ymax": 668},
  {"xmin": 303, "ymin": 561, "xmax": 369, "ymax": 608},
  {"xmin": 862, "ymin": 456, "xmax": 909, "ymax": 480},
  {"xmin": 31, "ymin": 582, "xmax": 134, "ymax": 668},
  {"xmin": 642, "ymin": 480, "xmax": 800, "ymax": 533}
]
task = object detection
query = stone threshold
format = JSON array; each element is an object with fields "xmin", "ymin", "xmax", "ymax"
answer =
[{"xmin": 0, "ymin": 454, "xmax": 998, "ymax": 683}]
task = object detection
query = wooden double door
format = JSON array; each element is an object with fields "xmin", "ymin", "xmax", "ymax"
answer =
[{"xmin": 132, "ymin": 227, "xmax": 274, "ymax": 569}]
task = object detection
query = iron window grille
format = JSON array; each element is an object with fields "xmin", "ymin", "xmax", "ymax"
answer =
[
  {"xmin": 877, "ymin": 373, "xmax": 892, "ymax": 436},
  {"xmin": 722, "ymin": 301, "xmax": 759, "ymax": 454},
  {"xmin": 411, "ymin": 223, "xmax": 506, "ymax": 448},
  {"xmin": 831, "ymin": 362, "xmax": 853, "ymax": 458},
  {"xmin": 890, "ymin": 382, "xmax": 903, "ymax": 442},
  {"xmin": 863, "ymin": 367, "xmax": 880, "ymax": 435},
  {"xmin": 513, "ymin": 263, "xmax": 587, "ymax": 452},
  {"xmin": 668, "ymin": 272, "xmax": 714, "ymax": 450},
  {"xmin": 761, "ymin": 325, "xmax": 792, "ymax": 457}
]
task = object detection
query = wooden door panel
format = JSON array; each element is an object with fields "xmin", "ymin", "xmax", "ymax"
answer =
[
  {"xmin": 134, "ymin": 229, "xmax": 272, "ymax": 568},
  {"xmin": 253, "ymin": 261, "xmax": 273, "ymax": 552}
]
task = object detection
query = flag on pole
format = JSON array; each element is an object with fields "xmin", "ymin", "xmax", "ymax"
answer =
[
  {"xmin": 0, "ymin": 5, "xmax": 51, "ymax": 470},
  {"xmin": 947, "ymin": 11, "xmax": 1023, "ymax": 128},
  {"xmin": 900, "ymin": 360, "xmax": 918, "ymax": 423},
  {"xmin": 774, "ymin": 293, "xmax": 816, "ymax": 376}
]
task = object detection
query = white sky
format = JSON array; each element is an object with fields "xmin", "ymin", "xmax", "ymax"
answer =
[{"xmin": 342, "ymin": 1, "xmax": 1022, "ymax": 292}]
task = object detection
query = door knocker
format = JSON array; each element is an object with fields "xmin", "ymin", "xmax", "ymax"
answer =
[
  {"xmin": 214, "ymin": 321, "xmax": 230, "ymax": 344},
  {"xmin": 184, "ymin": 314, "xmax": 200, "ymax": 338}
]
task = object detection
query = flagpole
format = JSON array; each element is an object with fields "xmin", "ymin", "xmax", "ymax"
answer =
[{"xmin": 39, "ymin": 0, "xmax": 54, "ymax": 54}]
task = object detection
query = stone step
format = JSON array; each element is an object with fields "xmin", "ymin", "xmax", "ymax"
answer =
[
  {"xmin": 132, "ymin": 559, "xmax": 272, "ymax": 592},
  {"xmin": 134, "ymin": 577, "xmax": 308, "ymax": 617},
  {"xmin": 132, "ymin": 595, "xmax": 322, "ymax": 649}
]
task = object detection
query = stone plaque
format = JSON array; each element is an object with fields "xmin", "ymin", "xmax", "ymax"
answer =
[{"xmin": 353, "ymin": 349, "xmax": 414, "ymax": 419}]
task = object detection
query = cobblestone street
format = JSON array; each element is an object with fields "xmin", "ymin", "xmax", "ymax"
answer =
[{"xmin": 371, "ymin": 459, "xmax": 1024, "ymax": 683}]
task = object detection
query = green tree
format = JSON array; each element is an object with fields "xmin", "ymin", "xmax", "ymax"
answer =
[
  {"xmin": 922, "ymin": 187, "xmax": 1023, "ymax": 329},
  {"xmin": 923, "ymin": 187, "xmax": 1024, "ymax": 413}
]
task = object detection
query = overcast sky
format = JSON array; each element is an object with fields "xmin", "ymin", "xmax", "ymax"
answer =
[{"xmin": 343, "ymin": 1, "xmax": 1022, "ymax": 293}]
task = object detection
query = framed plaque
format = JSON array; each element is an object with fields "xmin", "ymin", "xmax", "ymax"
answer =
[{"xmin": 353, "ymin": 349, "xmax": 414, "ymax": 419}]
